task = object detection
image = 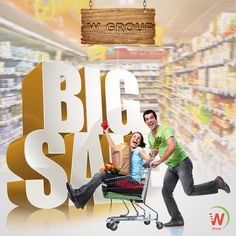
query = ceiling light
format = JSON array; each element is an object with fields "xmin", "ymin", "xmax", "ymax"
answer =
[
  {"xmin": 119, "ymin": 0, "xmax": 135, "ymax": 5},
  {"xmin": 0, "ymin": 16, "xmax": 85, "ymax": 56}
]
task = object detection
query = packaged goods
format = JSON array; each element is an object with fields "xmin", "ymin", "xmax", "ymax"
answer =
[
  {"xmin": 212, "ymin": 95, "xmax": 234, "ymax": 111},
  {"xmin": 195, "ymin": 107, "xmax": 213, "ymax": 125},
  {"xmin": 218, "ymin": 12, "xmax": 236, "ymax": 36},
  {"xmin": 210, "ymin": 114, "xmax": 234, "ymax": 137}
]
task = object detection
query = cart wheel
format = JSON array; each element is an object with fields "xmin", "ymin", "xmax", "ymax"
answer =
[
  {"xmin": 156, "ymin": 221, "xmax": 163, "ymax": 229},
  {"xmin": 106, "ymin": 222, "xmax": 112, "ymax": 229},
  {"xmin": 144, "ymin": 220, "xmax": 151, "ymax": 225},
  {"xmin": 109, "ymin": 223, "xmax": 118, "ymax": 231}
]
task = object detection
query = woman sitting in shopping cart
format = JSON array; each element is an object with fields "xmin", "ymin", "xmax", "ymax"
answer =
[{"xmin": 66, "ymin": 125, "xmax": 151, "ymax": 209}]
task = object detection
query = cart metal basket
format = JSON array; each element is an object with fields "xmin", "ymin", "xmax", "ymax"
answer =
[{"xmin": 102, "ymin": 167, "xmax": 163, "ymax": 231}]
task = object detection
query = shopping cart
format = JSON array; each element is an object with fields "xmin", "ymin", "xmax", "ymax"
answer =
[{"xmin": 102, "ymin": 166, "xmax": 163, "ymax": 231}]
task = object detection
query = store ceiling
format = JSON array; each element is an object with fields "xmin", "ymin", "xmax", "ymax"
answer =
[
  {"xmin": 0, "ymin": 26, "xmax": 51, "ymax": 51},
  {"xmin": 0, "ymin": 0, "xmax": 235, "ymax": 56}
]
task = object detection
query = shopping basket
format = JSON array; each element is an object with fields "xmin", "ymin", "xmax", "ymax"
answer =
[{"xmin": 102, "ymin": 166, "xmax": 163, "ymax": 231}]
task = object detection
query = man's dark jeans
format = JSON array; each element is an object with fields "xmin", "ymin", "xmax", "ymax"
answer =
[{"xmin": 162, "ymin": 157, "xmax": 218, "ymax": 221}]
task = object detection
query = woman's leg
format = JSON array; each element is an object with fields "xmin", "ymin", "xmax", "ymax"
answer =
[{"xmin": 68, "ymin": 172, "xmax": 107, "ymax": 208}]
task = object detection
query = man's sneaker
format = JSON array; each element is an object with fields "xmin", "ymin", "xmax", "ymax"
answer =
[
  {"xmin": 164, "ymin": 219, "xmax": 184, "ymax": 227},
  {"xmin": 215, "ymin": 176, "xmax": 230, "ymax": 193}
]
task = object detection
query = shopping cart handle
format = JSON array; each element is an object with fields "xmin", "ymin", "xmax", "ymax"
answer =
[
  {"xmin": 143, "ymin": 163, "xmax": 151, "ymax": 169},
  {"xmin": 103, "ymin": 175, "xmax": 132, "ymax": 183}
]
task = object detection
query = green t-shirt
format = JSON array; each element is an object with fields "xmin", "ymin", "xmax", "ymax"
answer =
[{"xmin": 148, "ymin": 125, "xmax": 187, "ymax": 168}]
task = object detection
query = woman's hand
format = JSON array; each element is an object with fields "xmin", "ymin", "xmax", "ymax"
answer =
[{"xmin": 101, "ymin": 121, "xmax": 109, "ymax": 134}]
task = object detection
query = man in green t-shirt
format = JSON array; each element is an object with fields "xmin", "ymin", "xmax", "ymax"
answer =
[{"xmin": 143, "ymin": 110, "xmax": 230, "ymax": 227}]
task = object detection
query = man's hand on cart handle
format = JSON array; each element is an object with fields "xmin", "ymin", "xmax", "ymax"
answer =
[
  {"xmin": 143, "ymin": 158, "xmax": 154, "ymax": 168},
  {"xmin": 150, "ymin": 158, "xmax": 162, "ymax": 168}
]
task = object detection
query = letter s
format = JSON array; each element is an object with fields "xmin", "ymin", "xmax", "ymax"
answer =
[{"xmin": 24, "ymin": 130, "xmax": 67, "ymax": 208}]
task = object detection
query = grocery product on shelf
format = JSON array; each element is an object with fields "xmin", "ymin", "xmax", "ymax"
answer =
[
  {"xmin": 82, "ymin": 62, "xmax": 162, "ymax": 114},
  {"xmin": 157, "ymin": 13, "xmax": 236, "ymax": 164},
  {"xmin": 0, "ymin": 72, "xmax": 23, "ymax": 162},
  {"xmin": 0, "ymin": 37, "xmax": 85, "ymax": 163}
]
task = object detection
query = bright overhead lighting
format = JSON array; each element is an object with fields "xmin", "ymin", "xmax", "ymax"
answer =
[
  {"xmin": 0, "ymin": 16, "xmax": 85, "ymax": 56},
  {"xmin": 119, "ymin": 0, "xmax": 135, "ymax": 5}
]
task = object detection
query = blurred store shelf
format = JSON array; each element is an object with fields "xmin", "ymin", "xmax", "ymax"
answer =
[
  {"xmin": 0, "ymin": 2, "xmax": 87, "ymax": 56},
  {"xmin": 158, "ymin": 29, "xmax": 236, "ymax": 163},
  {"xmin": 0, "ymin": 10, "xmax": 88, "ymax": 162}
]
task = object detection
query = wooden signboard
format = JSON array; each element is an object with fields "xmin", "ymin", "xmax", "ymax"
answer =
[{"xmin": 81, "ymin": 8, "xmax": 156, "ymax": 44}]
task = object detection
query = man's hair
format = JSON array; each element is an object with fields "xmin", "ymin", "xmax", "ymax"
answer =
[{"xmin": 143, "ymin": 109, "xmax": 157, "ymax": 121}]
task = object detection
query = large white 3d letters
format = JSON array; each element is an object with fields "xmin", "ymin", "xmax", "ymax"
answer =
[{"xmin": 7, "ymin": 62, "xmax": 141, "ymax": 209}]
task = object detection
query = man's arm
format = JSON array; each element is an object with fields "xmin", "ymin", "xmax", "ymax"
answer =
[{"xmin": 150, "ymin": 136, "xmax": 176, "ymax": 167}]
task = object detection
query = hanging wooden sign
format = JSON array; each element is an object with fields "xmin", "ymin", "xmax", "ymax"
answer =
[{"xmin": 81, "ymin": 8, "xmax": 156, "ymax": 44}]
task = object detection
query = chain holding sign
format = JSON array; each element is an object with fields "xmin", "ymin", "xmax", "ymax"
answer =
[{"xmin": 81, "ymin": 1, "xmax": 156, "ymax": 45}]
